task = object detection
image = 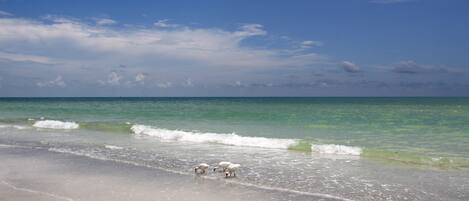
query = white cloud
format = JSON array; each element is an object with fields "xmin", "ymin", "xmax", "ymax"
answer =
[
  {"xmin": 135, "ymin": 72, "xmax": 146, "ymax": 83},
  {"xmin": 153, "ymin": 19, "xmax": 179, "ymax": 28},
  {"xmin": 0, "ymin": 17, "xmax": 324, "ymax": 69},
  {"xmin": 340, "ymin": 61, "xmax": 361, "ymax": 73},
  {"xmin": 99, "ymin": 72, "xmax": 122, "ymax": 86},
  {"xmin": 300, "ymin": 40, "xmax": 322, "ymax": 49},
  {"xmin": 0, "ymin": 16, "xmax": 328, "ymax": 91},
  {"xmin": 234, "ymin": 24, "xmax": 267, "ymax": 37},
  {"xmin": 157, "ymin": 82, "xmax": 172, "ymax": 88},
  {"xmin": 42, "ymin": 15, "xmax": 80, "ymax": 24},
  {"xmin": 37, "ymin": 76, "xmax": 66, "ymax": 88},
  {"xmin": 93, "ymin": 18, "xmax": 116, "ymax": 26},
  {"xmin": 0, "ymin": 10, "xmax": 12, "ymax": 17}
]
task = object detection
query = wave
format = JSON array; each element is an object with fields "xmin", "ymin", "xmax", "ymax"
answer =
[
  {"xmin": 131, "ymin": 124, "xmax": 298, "ymax": 149},
  {"xmin": 311, "ymin": 144, "xmax": 362, "ymax": 156},
  {"xmin": 33, "ymin": 120, "xmax": 79, "ymax": 129},
  {"xmin": 131, "ymin": 124, "xmax": 361, "ymax": 157},
  {"xmin": 3, "ymin": 117, "xmax": 468, "ymax": 169}
]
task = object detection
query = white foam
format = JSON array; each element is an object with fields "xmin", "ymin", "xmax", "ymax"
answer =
[
  {"xmin": 0, "ymin": 124, "xmax": 30, "ymax": 130},
  {"xmin": 104, "ymin": 145, "xmax": 124, "ymax": 150},
  {"xmin": 311, "ymin": 144, "xmax": 362, "ymax": 156},
  {"xmin": 33, "ymin": 120, "xmax": 79, "ymax": 129},
  {"xmin": 47, "ymin": 147, "xmax": 351, "ymax": 201},
  {"xmin": 131, "ymin": 124, "xmax": 297, "ymax": 149}
]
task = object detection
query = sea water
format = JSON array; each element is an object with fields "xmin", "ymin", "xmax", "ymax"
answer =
[{"xmin": 0, "ymin": 97, "xmax": 468, "ymax": 200}]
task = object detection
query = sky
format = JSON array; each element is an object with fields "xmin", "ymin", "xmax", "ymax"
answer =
[{"xmin": 0, "ymin": 0, "xmax": 468, "ymax": 97}]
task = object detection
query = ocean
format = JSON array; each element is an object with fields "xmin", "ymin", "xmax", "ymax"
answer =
[{"xmin": 1, "ymin": 97, "xmax": 468, "ymax": 200}]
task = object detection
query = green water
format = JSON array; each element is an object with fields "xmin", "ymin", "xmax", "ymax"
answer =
[{"xmin": 1, "ymin": 97, "xmax": 469, "ymax": 168}]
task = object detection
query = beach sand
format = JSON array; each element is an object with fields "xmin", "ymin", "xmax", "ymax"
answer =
[{"xmin": 0, "ymin": 145, "xmax": 336, "ymax": 201}]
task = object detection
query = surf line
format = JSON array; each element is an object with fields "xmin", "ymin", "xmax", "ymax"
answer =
[
  {"xmin": 0, "ymin": 180, "xmax": 75, "ymax": 201},
  {"xmin": 48, "ymin": 148, "xmax": 353, "ymax": 201}
]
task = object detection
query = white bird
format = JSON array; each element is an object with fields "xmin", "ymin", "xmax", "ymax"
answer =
[
  {"xmin": 224, "ymin": 163, "xmax": 240, "ymax": 178},
  {"xmin": 194, "ymin": 163, "xmax": 210, "ymax": 174},
  {"xmin": 212, "ymin": 161, "xmax": 232, "ymax": 172}
]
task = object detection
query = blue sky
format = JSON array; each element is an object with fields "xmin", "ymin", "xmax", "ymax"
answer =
[{"xmin": 0, "ymin": 0, "xmax": 468, "ymax": 96}]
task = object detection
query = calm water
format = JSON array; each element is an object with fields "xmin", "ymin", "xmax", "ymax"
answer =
[{"xmin": 1, "ymin": 97, "xmax": 468, "ymax": 200}]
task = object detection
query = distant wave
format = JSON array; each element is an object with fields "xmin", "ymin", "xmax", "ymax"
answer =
[
  {"xmin": 33, "ymin": 120, "xmax": 79, "ymax": 129},
  {"xmin": 131, "ymin": 124, "xmax": 298, "ymax": 149}
]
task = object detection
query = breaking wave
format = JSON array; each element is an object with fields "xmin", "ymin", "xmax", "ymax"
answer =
[
  {"xmin": 311, "ymin": 144, "xmax": 362, "ymax": 156},
  {"xmin": 33, "ymin": 120, "xmax": 79, "ymax": 129},
  {"xmin": 131, "ymin": 124, "xmax": 298, "ymax": 149}
]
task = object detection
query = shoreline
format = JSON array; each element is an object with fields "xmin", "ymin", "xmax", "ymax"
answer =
[{"xmin": 0, "ymin": 145, "xmax": 343, "ymax": 201}]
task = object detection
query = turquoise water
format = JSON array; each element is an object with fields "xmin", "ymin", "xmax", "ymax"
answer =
[{"xmin": 1, "ymin": 97, "xmax": 469, "ymax": 168}]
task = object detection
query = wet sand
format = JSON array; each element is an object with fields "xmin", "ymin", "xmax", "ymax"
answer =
[{"xmin": 0, "ymin": 146, "xmax": 338, "ymax": 201}]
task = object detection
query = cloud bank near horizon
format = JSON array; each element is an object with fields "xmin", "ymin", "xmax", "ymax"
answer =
[{"xmin": 0, "ymin": 14, "xmax": 467, "ymax": 96}]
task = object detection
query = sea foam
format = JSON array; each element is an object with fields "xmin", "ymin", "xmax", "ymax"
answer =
[
  {"xmin": 131, "ymin": 124, "xmax": 298, "ymax": 149},
  {"xmin": 33, "ymin": 120, "xmax": 79, "ymax": 129},
  {"xmin": 104, "ymin": 145, "xmax": 124, "ymax": 150},
  {"xmin": 311, "ymin": 144, "xmax": 362, "ymax": 156},
  {"xmin": 0, "ymin": 124, "xmax": 29, "ymax": 130}
]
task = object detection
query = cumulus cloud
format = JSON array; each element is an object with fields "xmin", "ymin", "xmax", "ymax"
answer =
[
  {"xmin": 99, "ymin": 72, "xmax": 123, "ymax": 86},
  {"xmin": 0, "ymin": 17, "xmax": 323, "ymax": 70},
  {"xmin": 37, "ymin": 76, "xmax": 66, "ymax": 88},
  {"xmin": 93, "ymin": 18, "xmax": 116, "ymax": 26},
  {"xmin": 0, "ymin": 15, "xmax": 332, "ymax": 96},
  {"xmin": 340, "ymin": 61, "xmax": 361, "ymax": 73},
  {"xmin": 135, "ymin": 72, "xmax": 146, "ymax": 83}
]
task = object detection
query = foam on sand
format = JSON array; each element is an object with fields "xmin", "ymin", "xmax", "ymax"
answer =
[
  {"xmin": 104, "ymin": 145, "xmax": 124, "ymax": 150},
  {"xmin": 311, "ymin": 144, "xmax": 362, "ymax": 156},
  {"xmin": 33, "ymin": 120, "xmax": 79, "ymax": 129},
  {"xmin": 0, "ymin": 124, "xmax": 30, "ymax": 130},
  {"xmin": 131, "ymin": 124, "xmax": 298, "ymax": 149}
]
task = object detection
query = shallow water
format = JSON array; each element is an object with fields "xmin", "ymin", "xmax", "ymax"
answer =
[
  {"xmin": 1, "ymin": 146, "xmax": 331, "ymax": 201},
  {"xmin": 1, "ymin": 126, "xmax": 468, "ymax": 200}
]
